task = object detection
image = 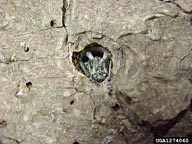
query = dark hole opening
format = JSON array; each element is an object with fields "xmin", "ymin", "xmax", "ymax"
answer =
[
  {"xmin": 72, "ymin": 43, "xmax": 112, "ymax": 80},
  {"xmin": 50, "ymin": 19, "xmax": 56, "ymax": 27},
  {"xmin": 26, "ymin": 82, "xmax": 32, "ymax": 88},
  {"xmin": 73, "ymin": 142, "xmax": 79, "ymax": 144},
  {"xmin": 111, "ymin": 103, "xmax": 120, "ymax": 111},
  {"xmin": 81, "ymin": 50, "xmax": 104, "ymax": 62},
  {"xmin": 70, "ymin": 100, "xmax": 75, "ymax": 105},
  {"xmin": 24, "ymin": 47, "xmax": 29, "ymax": 52}
]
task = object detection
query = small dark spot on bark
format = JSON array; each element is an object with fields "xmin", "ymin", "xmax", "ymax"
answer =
[
  {"xmin": 108, "ymin": 90, "xmax": 113, "ymax": 96},
  {"xmin": 24, "ymin": 47, "xmax": 29, "ymax": 52},
  {"xmin": 50, "ymin": 19, "xmax": 56, "ymax": 27},
  {"xmin": 111, "ymin": 103, "xmax": 120, "ymax": 111},
  {"xmin": 70, "ymin": 100, "xmax": 75, "ymax": 105},
  {"xmin": 26, "ymin": 82, "xmax": 32, "ymax": 88},
  {"xmin": 73, "ymin": 142, "xmax": 79, "ymax": 144}
]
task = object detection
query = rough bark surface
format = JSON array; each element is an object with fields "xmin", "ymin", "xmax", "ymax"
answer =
[{"xmin": 0, "ymin": 0, "xmax": 192, "ymax": 143}]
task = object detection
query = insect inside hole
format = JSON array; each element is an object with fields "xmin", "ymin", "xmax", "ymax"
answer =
[{"xmin": 79, "ymin": 50, "xmax": 112, "ymax": 85}]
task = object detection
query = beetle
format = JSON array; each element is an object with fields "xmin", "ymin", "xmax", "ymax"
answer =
[{"xmin": 79, "ymin": 50, "xmax": 111, "ymax": 85}]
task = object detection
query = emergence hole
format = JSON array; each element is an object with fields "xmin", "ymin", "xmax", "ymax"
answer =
[
  {"xmin": 73, "ymin": 142, "xmax": 79, "ymax": 144},
  {"xmin": 26, "ymin": 82, "xmax": 32, "ymax": 88},
  {"xmin": 24, "ymin": 46, "xmax": 29, "ymax": 52},
  {"xmin": 111, "ymin": 103, "xmax": 120, "ymax": 111},
  {"xmin": 70, "ymin": 100, "xmax": 75, "ymax": 105},
  {"xmin": 50, "ymin": 19, "xmax": 56, "ymax": 27},
  {"xmin": 72, "ymin": 43, "xmax": 112, "ymax": 83}
]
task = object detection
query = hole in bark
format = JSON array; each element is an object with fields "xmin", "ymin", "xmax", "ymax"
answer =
[
  {"xmin": 70, "ymin": 100, "xmax": 75, "ymax": 105},
  {"xmin": 50, "ymin": 19, "xmax": 56, "ymax": 27},
  {"xmin": 73, "ymin": 142, "xmax": 79, "ymax": 144},
  {"xmin": 26, "ymin": 82, "xmax": 32, "ymax": 88},
  {"xmin": 72, "ymin": 43, "xmax": 112, "ymax": 83},
  {"xmin": 111, "ymin": 103, "xmax": 120, "ymax": 111},
  {"xmin": 24, "ymin": 47, "xmax": 29, "ymax": 52}
]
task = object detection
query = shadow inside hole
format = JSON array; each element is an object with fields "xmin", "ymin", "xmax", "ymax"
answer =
[
  {"xmin": 24, "ymin": 46, "xmax": 29, "ymax": 52},
  {"xmin": 81, "ymin": 43, "xmax": 111, "ymax": 62},
  {"xmin": 26, "ymin": 82, "xmax": 32, "ymax": 88},
  {"xmin": 111, "ymin": 103, "xmax": 120, "ymax": 111},
  {"xmin": 70, "ymin": 100, "xmax": 75, "ymax": 105}
]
